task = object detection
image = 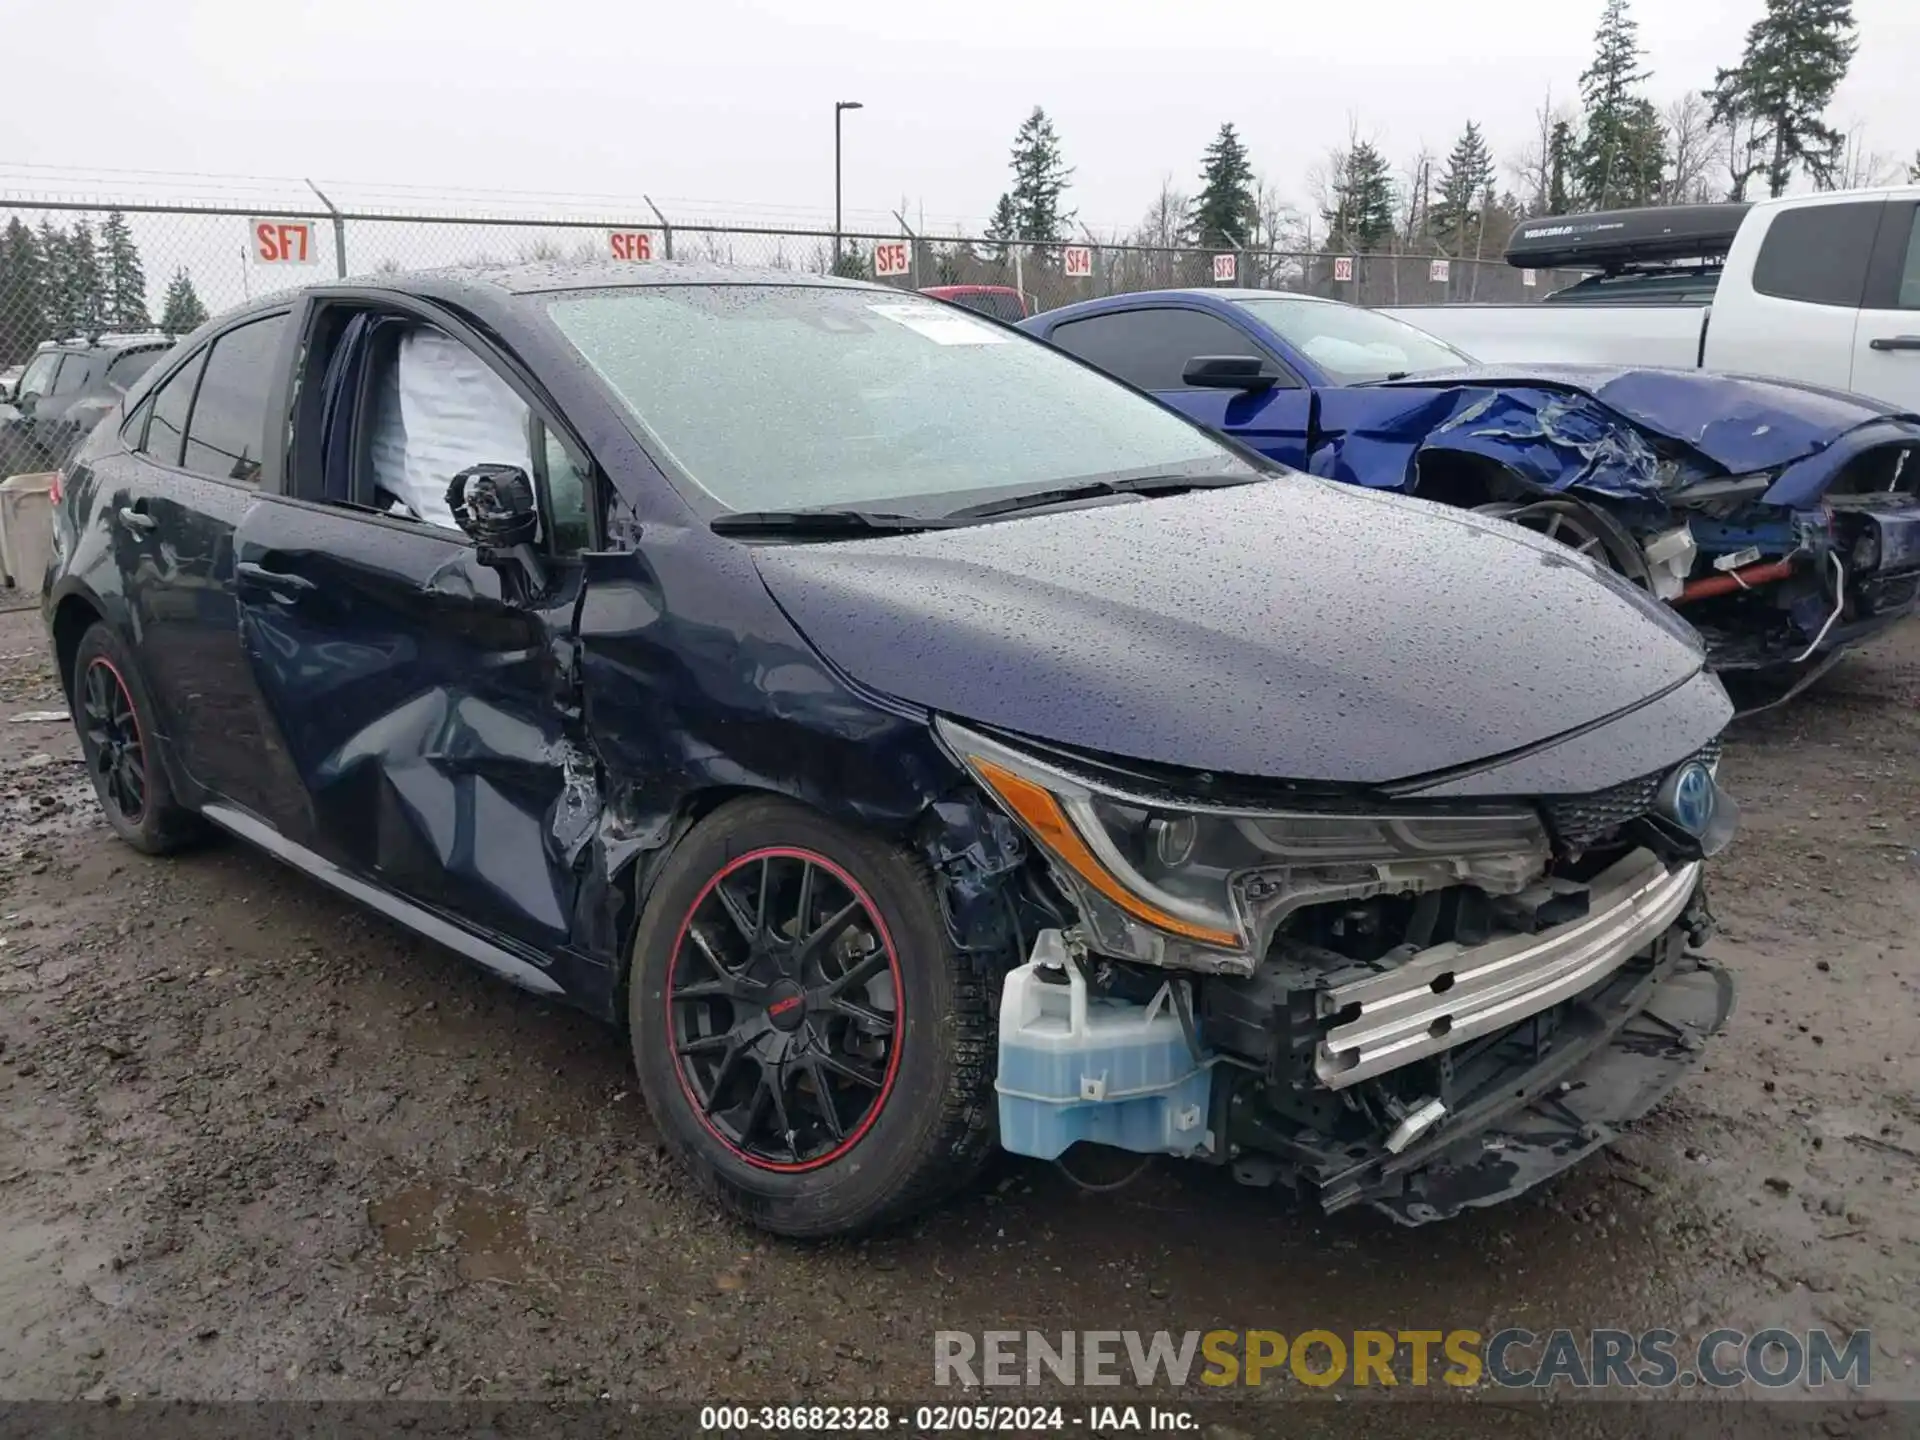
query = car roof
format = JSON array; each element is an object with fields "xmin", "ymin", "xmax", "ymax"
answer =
[
  {"xmin": 1026, "ymin": 287, "xmax": 1348, "ymax": 328},
  {"xmin": 39, "ymin": 331, "xmax": 178, "ymax": 354},
  {"xmin": 337, "ymin": 261, "xmax": 883, "ymax": 298}
]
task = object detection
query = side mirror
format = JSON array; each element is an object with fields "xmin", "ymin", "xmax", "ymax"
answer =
[
  {"xmin": 1182, "ymin": 355, "xmax": 1280, "ymax": 391},
  {"xmin": 447, "ymin": 464, "xmax": 547, "ymax": 598}
]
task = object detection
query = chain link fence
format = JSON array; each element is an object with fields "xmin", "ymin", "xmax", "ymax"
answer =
[{"xmin": 0, "ymin": 192, "xmax": 1587, "ymax": 469}]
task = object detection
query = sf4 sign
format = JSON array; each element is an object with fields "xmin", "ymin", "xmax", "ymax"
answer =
[
  {"xmin": 608, "ymin": 230, "xmax": 655, "ymax": 261},
  {"xmin": 1333, "ymin": 256, "xmax": 1355, "ymax": 283},
  {"xmin": 873, "ymin": 240, "xmax": 911, "ymax": 278},
  {"xmin": 1212, "ymin": 252, "xmax": 1237, "ymax": 283},
  {"xmin": 251, "ymin": 218, "xmax": 318, "ymax": 265},
  {"xmin": 1063, "ymin": 245, "xmax": 1093, "ymax": 278}
]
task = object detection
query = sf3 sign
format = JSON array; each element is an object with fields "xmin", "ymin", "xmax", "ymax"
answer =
[
  {"xmin": 1063, "ymin": 245, "xmax": 1093, "ymax": 278},
  {"xmin": 1213, "ymin": 253, "xmax": 1237, "ymax": 283},
  {"xmin": 250, "ymin": 218, "xmax": 319, "ymax": 265},
  {"xmin": 873, "ymin": 241, "xmax": 912, "ymax": 278},
  {"xmin": 608, "ymin": 230, "xmax": 656, "ymax": 261}
]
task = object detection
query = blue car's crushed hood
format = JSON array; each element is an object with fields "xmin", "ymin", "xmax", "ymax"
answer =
[
  {"xmin": 1321, "ymin": 364, "xmax": 1920, "ymax": 503},
  {"xmin": 752, "ymin": 476, "xmax": 1714, "ymax": 788}
]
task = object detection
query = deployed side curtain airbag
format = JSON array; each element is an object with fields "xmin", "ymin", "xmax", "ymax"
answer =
[{"xmin": 368, "ymin": 326, "xmax": 531, "ymax": 530}]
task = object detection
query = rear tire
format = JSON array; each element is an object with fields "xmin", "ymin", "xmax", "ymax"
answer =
[
  {"xmin": 70, "ymin": 623, "xmax": 204, "ymax": 855},
  {"xmin": 629, "ymin": 796, "xmax": 996, "ymax": 1237}
]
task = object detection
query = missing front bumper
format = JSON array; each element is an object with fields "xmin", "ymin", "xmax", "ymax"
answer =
[
  {"xmin": 1314, "ymin": 851, "xmax": 1702, "ymax": 1089},
  {"xmin": 1337, "ymin": 943, "xmax": 1733, "ymax": 1224}
]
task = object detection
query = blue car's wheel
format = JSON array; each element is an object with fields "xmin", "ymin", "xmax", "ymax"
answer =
[{"xmin": 629, "ymin": 796, "xmax": 995, "ymax": 1237}]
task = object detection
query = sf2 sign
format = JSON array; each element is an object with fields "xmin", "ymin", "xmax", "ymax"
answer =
[
  {"xmin": 251, "ymin": 218, "xmax": 319, "ymax": 265},
  {"xmin": 1063, "ymin": 245, "xmax": 1093, "ymax": 278},
  {"xmin": 1333, "ymin": 256, "xmax": 1355, "ymax": 283},
  {"xmin": 1213, "ymin": 253, "xmax": 1236, "ymax": 283},
  {"xmin": 609, "ymin": 231, "xmax": 655, "ymax": 261},
  {"xmin": 873, "ymin": 241, "xmax": 911, "ymax": 278}
]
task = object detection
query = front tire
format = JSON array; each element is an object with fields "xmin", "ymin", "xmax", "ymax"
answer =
[
  {"xmin": 70, "ymin": 623, "xmax": 204, "ymax": 855},
  {"xmin": 629, "ymin": 796, "xmax": 996, "ymax": 1237}
]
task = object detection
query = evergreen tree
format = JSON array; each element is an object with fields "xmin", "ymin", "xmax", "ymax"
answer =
[
  {"xmin": 63, "ymin": 220, "xmax": 106, "ymax": 334},
  {"xmin": 984, "ymin": 193, "xmax": 1018, "ymax": 245},
  {"xmin": 1576, "ymin": 0, "xmax": 1665, "ymax": 207},
  {"xmin": 159, "ymin": 268, "xmax": 209, "ymax": 335},
  {"xmin": 1435, "ymin": 122, "xmax": 1498, "ymax": 253},
  {"xmin": 1547, "ymin": 120, "xmax": 1577, "ymax": 212},
  {"xmin": 1708, "ymin": 0, "xmax": 1858, "ymax": 197},
  {"xmin": 0, "ymin": 219, "xmax": 51, "ymax": 365},
  {"xmin": 1189, "ymin": 122, "xmax": 1258, "ymax": 250},
  {"xmin": 36, "ymin": 222, "xmax": 72, "ymax": 338},
  {"xmin": 1910, "ymin": 149, "xmax": 1920, "ymax": 184},
  {"xmin": 1323, "ymin": 140, "xmax": 1398, "ymax": 250},
  {"xmin": 1005, "ymin": 107, "xmax": 1074, "ymax": 244},
  {"xmin": 100, "ymin": 211, "xmax": 150, "ymax": 330}
]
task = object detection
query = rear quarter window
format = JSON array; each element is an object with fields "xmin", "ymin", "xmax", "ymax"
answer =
[{"xmin": 1751, "ymin": 201, "xmax": 1883, "ymax": 308}]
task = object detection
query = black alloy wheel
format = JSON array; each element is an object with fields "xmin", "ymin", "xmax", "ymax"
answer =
[
  {"xmin": 80, "ymin": 656, "xmax": 147, "ymax": 825},
  {"xmin": 629, "ymin": 795, "xmax": 996, "ymax": 1237},
  {"xmin": 665, "ymin": 847, "xmax": 902, "ymax": 1171}
]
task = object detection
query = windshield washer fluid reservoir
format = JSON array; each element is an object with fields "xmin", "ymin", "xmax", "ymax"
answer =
[{"xmin": 996, "ymin": 930, "xmax": 1217, "ymax": 1161}]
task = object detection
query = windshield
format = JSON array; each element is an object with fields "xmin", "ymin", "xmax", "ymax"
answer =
[
  {"xmin": 546, "ymin": 285, "xmax": 1249, "ymax": 515},
  {"xmin": 1231, "ymin": 297, "xmax": 1473, "ymax": 383}
]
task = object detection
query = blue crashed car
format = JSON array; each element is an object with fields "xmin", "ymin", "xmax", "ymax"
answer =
[{"xmin": 1021, "ymin": 289, "xmax": 1920, "ymax": 677}]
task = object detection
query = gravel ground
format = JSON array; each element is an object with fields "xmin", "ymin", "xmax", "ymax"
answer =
[{"xmin": 0, "ymin": 595, "xmax": 1915, "ymax": 1429}]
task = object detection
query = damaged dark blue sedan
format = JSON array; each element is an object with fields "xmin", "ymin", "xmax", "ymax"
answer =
[
  {"xmin": 1023, "ymin": 290, "xmax": 1920, "ymax": 685},
  {"xmin": 47, "ymin": 265, "xmax": 1736, "ymax": 1237}
]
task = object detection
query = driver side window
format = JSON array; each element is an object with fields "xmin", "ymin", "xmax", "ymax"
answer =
[{"xmin": 301, "ymin": 311, "xmax": 595, "ymax": 552}]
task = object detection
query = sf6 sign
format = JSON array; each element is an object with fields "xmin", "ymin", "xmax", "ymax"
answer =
[
  {"xmin": 609, "ymin": 230, "xmax": 656, "ymax": 261},
  {"xmin": 250, "ymin": 218, "xmax": 319, "ymax": 265}
]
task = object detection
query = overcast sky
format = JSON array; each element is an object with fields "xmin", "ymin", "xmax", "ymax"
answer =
[{"xmin": 6, "ymin": 0, "xmax": 1919, "ymax": 234}]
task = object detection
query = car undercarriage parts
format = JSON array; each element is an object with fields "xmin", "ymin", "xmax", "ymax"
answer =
[
  {"xmin": 1640, "ymin": 524, "xmax": 1698, "ymax": 602},
  {"xmin": 995, "ymin": 931, "xmax": 1217, "ymax": 1161}
]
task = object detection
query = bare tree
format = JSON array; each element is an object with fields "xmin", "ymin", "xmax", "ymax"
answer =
[
  {"xmin": 1508, "ymin": 88, "xmax": 1580, "ymax": 216},
  {"xmin": 1400, "ymin": 146, "xmax": 1437, "ymax": 247},
  {"xmin": 1659, "ymin": 93, "xmax": 1717, "ymax": 204},
  {"xmin": 1828, "ymin": 123, "xmax": 1902, "ymax": 191},
  {"xmin": 1249, "ymin": 178, "xmax": 1306, "ymax": 287},
  {"xmin": 1713, "ymin": 102, "xmax": 1769, "ymax": 202}
]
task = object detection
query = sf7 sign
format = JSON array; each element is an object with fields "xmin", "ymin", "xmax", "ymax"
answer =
[{"xmin": 251, "ymin": 218, "xmax": 319, "ymax": 265}]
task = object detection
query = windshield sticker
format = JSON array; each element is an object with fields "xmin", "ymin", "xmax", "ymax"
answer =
[{"xmin": 868, "ymin": 303, "xmax": 1008, "ymax": 346}]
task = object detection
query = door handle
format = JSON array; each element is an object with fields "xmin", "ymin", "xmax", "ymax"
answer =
[
  {"xmin": 1868, "ymin": 335, "xmax": 1920, "ymax": 352},
  {"xmin": 115, "ymin": 506, "xmax": 156, "ymax": 532},
  {"xmin": 235, "ymin": 561, "xmax": 316, "ymax": 595}
]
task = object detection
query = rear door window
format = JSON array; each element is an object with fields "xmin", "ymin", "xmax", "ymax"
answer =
[
  {"xmin": 1047, "ymin": 308, "xmax": 1260, "ymax": 391},
  {"xmin": 140, "ymin": 351, "xmax": 207, "ymax": 467},
  {"xmin": 50, "ymin": 354, "xmax": 94, "ymax": 397},
  {"xmin": 106, "ymin": 349, "xmax": 165, "ymax": 394},
  {"xmin": 15, "ymin": 353, "xmax": 58, "ymax": 400},
  {"xmin": 1751, "ymin": 201, "xmax": 1883, "ymax": 308},
  {"xmin": 180, "ymin": 315, "xmax": 288, "ymax": 484}
]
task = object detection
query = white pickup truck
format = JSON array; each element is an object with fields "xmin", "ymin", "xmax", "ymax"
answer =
[{"xmin": 1380, "ymin": 187, "xmax": 1920, "ymax": 412}]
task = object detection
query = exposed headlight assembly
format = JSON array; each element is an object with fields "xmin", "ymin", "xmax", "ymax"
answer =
[{"xmin": 937, "ymin": 718, "xmax": 1551, "ymax": 975}]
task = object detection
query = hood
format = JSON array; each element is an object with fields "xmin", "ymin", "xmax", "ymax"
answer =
[
  {"xmin": 1374, "ymin": 364, "xmax": 1919, "ymax": 478},
  {"xmin": 751, "ymin": 477, "xmax": 1707, "ymax": 787}
]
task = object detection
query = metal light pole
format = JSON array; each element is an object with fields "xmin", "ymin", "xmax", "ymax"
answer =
[{"xmin": 834, "ymin": 100, "xmax": 864, "ymax": 269}]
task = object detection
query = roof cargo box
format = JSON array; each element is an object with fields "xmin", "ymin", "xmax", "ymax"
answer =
[{"xmin": 1505, "ymin": 204, "xmax": 1751, "ymax": 272}]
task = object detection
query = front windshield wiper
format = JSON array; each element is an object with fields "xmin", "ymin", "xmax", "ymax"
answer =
[
  {"xmin": 944, "ymin": 472, "xmax": 1263, "ymax": 522},
  {"xmin": 710, "ymin": 508, "xmax": 960, "ymax": 538}
]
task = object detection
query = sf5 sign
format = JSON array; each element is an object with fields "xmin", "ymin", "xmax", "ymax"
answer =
[
  {"xmin": 251, "ymin": 218, "xmax": 320, "ymax": 265},
  {"xmin": 873, "ymin": 241, "xmax": 912, "ymax": 278}
]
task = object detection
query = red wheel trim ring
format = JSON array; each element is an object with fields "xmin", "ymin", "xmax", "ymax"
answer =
[
  {"xmin": 85, "ymin": 654, "xmax": 149, "ymax": 825},
  {"xmin": 663, "ymin": 845, "xmax": 907, "ymax": 1174}
]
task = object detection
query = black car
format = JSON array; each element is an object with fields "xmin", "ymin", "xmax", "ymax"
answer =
[
  {"xmin": 46, "ymin": 264, "xmax": 1736, "ymax": 1237},
  {"xmin": 0, "ymin": 332, "xmax": 175, "ymax": 478}
]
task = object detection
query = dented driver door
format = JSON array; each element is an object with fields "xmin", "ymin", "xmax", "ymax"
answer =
[{"xmin": 229, "ymin": 496, "xmax": 589, "ymax": 956}]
